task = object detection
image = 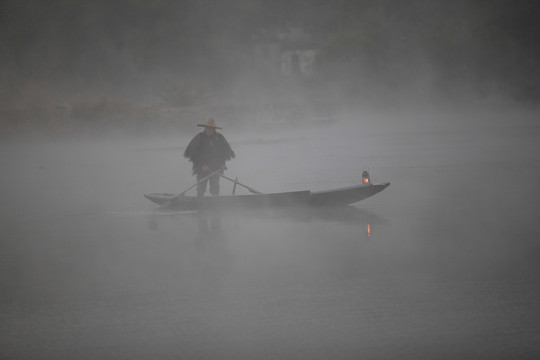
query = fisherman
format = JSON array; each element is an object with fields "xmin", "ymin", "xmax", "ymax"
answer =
[{"xmin": 184, "ymin": 118, "xmax": 235, "ymax": 196}]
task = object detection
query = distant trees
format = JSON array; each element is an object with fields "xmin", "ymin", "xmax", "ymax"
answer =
[
  {"xmin": 1, "ymin": 0, "xmax": 538, "ymax": 104},
  {"xmin": 316, "ymin": 0, "xmax": 540, "ymax": 102}
]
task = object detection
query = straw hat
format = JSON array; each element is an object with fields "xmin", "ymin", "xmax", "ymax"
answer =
[{"xmin": 197, "ymin": 118, "xmax": 222, "ymax": 129}]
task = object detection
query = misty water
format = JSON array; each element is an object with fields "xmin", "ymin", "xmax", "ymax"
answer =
[{"xmin": 2, "ymin": 107, "xmax": 540, "ymax": 359}]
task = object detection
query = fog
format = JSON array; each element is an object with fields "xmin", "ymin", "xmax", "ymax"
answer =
[
  {"xmin": 2, "ymin": 105, "xmax": 540, "ymax": 358},
  {"xmin": 2, "ymin": 1, "xmax": 540, "ymax": 359}
]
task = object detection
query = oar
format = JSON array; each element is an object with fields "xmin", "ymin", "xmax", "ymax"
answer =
[
  {"xmin": 219, "ymin": 173, "xmax": 263, "ymax": 194},
  {"xmin": 232, "ymin": 177, "xmax": 238, "ymax": 195},
  {"xmin": 160, "ymin": 168, "xmax": 223, "ymax": 208}
]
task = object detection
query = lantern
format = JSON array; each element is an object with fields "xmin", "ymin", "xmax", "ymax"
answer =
[{"xmin": 362, "ymin": 170, "xmax": 371, "ymax": 184}]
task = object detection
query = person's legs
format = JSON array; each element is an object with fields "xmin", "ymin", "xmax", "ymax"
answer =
[
  {"xmin": 196, "ymin": 173, "xmax": 208, "ymax": 197},
  {"xmin": 208, "ymin": 173, "xmax": 220, "ymax": 196}
]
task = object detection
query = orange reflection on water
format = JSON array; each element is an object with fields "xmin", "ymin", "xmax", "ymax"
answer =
[{"xmin": 367, "ymin": 224, "xmax": 371, "ymax": 237}]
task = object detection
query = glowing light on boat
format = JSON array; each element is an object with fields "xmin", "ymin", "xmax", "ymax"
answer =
[{"xmin": 362, "ymin": 171, "xmax": 371, "ymax": 184}]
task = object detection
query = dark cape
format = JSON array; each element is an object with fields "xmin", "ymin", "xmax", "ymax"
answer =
[{"xmin": 184, "ymin": 132, "xmax": 235, "ymax": 175}]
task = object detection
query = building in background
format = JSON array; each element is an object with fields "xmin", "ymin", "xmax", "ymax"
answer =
[{"xmin": 252, "ymin": 27, "xmax": 316, "ymax": 79}]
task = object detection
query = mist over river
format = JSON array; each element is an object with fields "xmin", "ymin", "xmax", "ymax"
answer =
[{"xmin": 2, "ymin": 107, "xmax": 540, "ymax": 359}]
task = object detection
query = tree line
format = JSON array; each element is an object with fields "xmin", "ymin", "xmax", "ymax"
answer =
[{"xmin": 1, "ymin": 0, "xmax": 539, "ymax": 105}]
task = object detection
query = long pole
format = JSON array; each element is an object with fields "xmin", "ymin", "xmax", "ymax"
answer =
[
  {"xmin": 219, "ymin": 173, "xmax": 262, "ymax": 194},
  {"xmin": 171, "ymin": 168, "xmax": 223, "ymax": 201}
]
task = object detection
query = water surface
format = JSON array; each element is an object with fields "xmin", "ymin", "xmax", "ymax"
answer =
[{"xmin": 2, "ymin": 109, "xmax": 540, "ymax": 359}]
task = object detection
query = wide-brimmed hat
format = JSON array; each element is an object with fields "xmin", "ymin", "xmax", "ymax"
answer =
[{"xmin": 197, "ymin": 118, "xmax": 222, "ymax": 129}]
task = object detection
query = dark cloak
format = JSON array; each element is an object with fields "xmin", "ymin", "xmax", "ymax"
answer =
[{"xmin": 184, "ymin": 131, "xmax": 235, "ymax": 175}]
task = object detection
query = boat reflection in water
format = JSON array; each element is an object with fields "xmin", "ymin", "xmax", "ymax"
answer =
[
  {"xmin": 148, "ymin": 204, "xmax": 387, "ymax": 240},
  {"xmin": 197, "ymin": 209, "xmax": 222, "ymax": 240}
]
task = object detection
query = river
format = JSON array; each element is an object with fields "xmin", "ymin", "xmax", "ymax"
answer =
[{"xmin": 1, "ymin": 106, "xmax": 540, "ymax": 359}]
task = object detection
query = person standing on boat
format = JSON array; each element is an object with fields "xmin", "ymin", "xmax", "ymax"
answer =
[{"xmin": 184, "ymin": 118, "xmax": 235, "ymax": 196}]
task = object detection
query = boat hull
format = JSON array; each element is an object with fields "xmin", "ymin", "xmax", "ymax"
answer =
[
  {"xmin": 145, "ymin": 190, "xmax": 311, "ymax": 211},
  {"xmin": 309, "ymin": 182, "xmax": 390, "ymax": 206},
  {"xmin": 145, "ymin": 182, "xmax": 390, "ymax": 211}
]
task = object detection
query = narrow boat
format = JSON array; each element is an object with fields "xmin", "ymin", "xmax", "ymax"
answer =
[{"xmin": 144, "ymin": 171, "xmax": 389, "ymax": 211}]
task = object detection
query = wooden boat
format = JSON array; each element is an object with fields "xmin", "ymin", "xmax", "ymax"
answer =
[{"xmin": 144, "ymin": 178, "xmax": 390, "ymax": 211}]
